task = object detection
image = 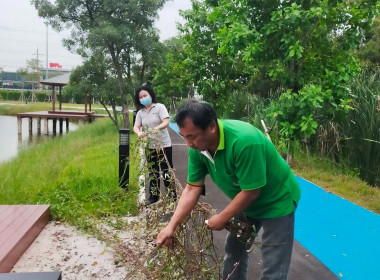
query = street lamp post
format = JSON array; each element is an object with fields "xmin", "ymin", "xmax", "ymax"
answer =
[{"xmin": 119, "ymin": 129, "xmax": 130, "ymax": 190}]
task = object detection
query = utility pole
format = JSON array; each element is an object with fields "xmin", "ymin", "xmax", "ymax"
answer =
[
  {"xmin": 35, "ymin": 48, "xmax": 40, "ymax": 91},
  {"xmin": 33, "ymin": 48, "xmax": 43, "ymax": 91},
  {"xmin": 45, "ymin": 23, "xmax": 49, "ymax": 80}
]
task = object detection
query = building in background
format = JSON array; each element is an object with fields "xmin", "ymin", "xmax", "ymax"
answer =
[{"xmin": 0, "ymin": 68, "xmax": 70, "ymax": 90}]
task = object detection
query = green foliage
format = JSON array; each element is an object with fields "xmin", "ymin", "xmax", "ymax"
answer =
[
  {"xmin": 176, "ymin": 1, "xmax": 250, "ymax": 115},
  {"xmin": 268, "ymin": 85, "xmax": 324, "ymax": 152},
  {"xmin": 67, "ymin": 53, "xmax": 122, "ymax": 127},
  {"xmin": 17, "ymin": 58, "xmax": 44, "ymax": 90},
  {"xmin": 170, "ymin": 0, "xmax": 375, "ymax": 150},
  {"xmin": 224, "ymin": 90, "xmax": 273, "ymax": 128},
  {"xmin": 152, "ymin": 0, "xmax": 380, "ymax": 187},
  {"xmin": 359, "ymin": 16, "xmax": 380, "ymax": 67},
  {"xmin": 0, "ymin": 90, "xmax": 49, "ymax": 102},
  {"xmin": 340, "ymin": 69, "xmax": 380, "ymax": 186},
  {"xmin": 33, "ymin": 0, "xmax": 168, "ymax": 128},
  {"xmin": 153, "ymin": 0, "xmax": 378, "ymax": 152},
  {"xmin": 153, "ymin": 38, "xmax": 193, "ymax": 109},
  {"xmin": 0, "ymin": 90, "xmax": 24, "ymax": 101},
  {"xmin": 210, "ymin": 0, "xmax": 371, "ymax": 95},
  {"xmin": 0, "ymin": 118, "xmax": 139, "ymax": 232}
]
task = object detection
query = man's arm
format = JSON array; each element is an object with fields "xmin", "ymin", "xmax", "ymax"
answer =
[
  {"xmin": 156, "ymin": 182, "xmax": 204, "ymax": 247},
  {"xmin": 207, "ymin": 188, "xmax": 260, "ymax": 231}
]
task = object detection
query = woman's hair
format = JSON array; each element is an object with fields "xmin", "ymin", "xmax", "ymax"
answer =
[
  {"xmin": 134, "ymin": 85, "xmax": 157, "ymax": 109},
  {"xmin": 175, "ymin": 99, "xmax": 217, "ymax": 130}
]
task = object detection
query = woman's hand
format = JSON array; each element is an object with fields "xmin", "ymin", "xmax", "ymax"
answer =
[{"xmin": 137, "ymin": 131, "xmax": 146, "ymax": 138}]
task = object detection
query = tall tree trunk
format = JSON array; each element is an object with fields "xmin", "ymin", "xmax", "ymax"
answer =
[
  {"xmin": 127, "ymin": 52, "xmax": 131, "ymax": 81},
  {"xmin": 140, "ymin": 60, "xmax": 146, "ymax": 85},
  {"xmin": 109, "ymin": 44, "xmax": 129, "ymax": 129},
  {"xmin": 126, "ymin": 52, "xmax": 136, "ymax": 102}
]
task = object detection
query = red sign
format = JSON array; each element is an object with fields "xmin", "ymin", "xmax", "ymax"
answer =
[{"xmin": 49, "ymin": 62, "xmax": 62, "ymax": 68}]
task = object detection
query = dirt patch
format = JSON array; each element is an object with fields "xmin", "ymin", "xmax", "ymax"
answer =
[{"xmin": 11, "ymin": 221, "xmax": 130, "ymax": 279}]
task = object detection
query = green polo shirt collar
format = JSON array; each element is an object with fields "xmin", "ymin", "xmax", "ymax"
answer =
[
  {"xmin": 200, "ymin": 119, "xmax": 224, "ymax": 163},
  {"xmin": 217, "ymin": 119, "xmax": 225, "ymax": 150}
]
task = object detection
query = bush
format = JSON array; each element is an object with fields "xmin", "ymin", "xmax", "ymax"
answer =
[
  {"xmin": 340, "ymin": 69, "xmax": 380, "ymax": 186},
  {"xmin": 0, "ymin": 89, "xmax": 49, "ymax": 102},
  {"xmin": 0, "ymin": 89, "xmax": 21, "ymax": 100}
]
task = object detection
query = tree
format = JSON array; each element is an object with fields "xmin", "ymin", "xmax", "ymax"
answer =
[
  {"xmin": 67, "ymin": 53, "xmax": 122, "ymax": 128},
  {"xmin": 17, "ymin": 58, "xmax": 43, "ymax": 90},
  {"xmin": 33, "ymin": 0, "xmax": 167, "ymax": 128},
  {"xmin": 132, "ymin": 30, "xmax": 165, "ymax": 87},
  {"xmin": 16, "ymin": 68, "xmax": 27, "ymax": 90},
  {"xmin": 153, "ymin": 37, "xmax": 193, "ymax": 110},
  {"xmin": 177, "ymin": 1, "xmax": 251, "ymax": 115},
  {"xmin": 177, "ymin": 0, "xmax": 376, "ymax": 148},
  {"xmin": 359, "ymin": 16, "xmax": 380, "ymax": 67}
]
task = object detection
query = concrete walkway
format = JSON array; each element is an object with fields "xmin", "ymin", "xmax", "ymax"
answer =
[{"xmin": 168, "ymin": 127, "xmax": 339, "ymax": 280}]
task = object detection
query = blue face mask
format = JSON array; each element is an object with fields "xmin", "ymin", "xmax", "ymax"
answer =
[{"xmin": 140, "ymin": 96, "xmax": 152, "ymax": 106}]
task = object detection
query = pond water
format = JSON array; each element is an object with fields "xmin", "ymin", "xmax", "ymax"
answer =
[{"xmin": 0, "ymin": 115, "xmax": 78, "ymax": 164}]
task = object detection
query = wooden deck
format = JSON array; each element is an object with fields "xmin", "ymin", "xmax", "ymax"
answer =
[
  {"xmin": 17, "ymin": 110, "xmax": 107, "ymax": 120},
  {"xmin": 16, "ymin": 110, "xmax": 107, "ymax": 134},
  {"xmin": 0, "ymin": 205, "xmax": 50, "ymax": 273}
]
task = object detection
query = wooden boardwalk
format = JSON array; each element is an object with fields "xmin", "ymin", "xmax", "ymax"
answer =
[
  {"xmin": 16, "ymin": 110, "xmax": 106, "ymax": 134},
  {"xmin": 0, "ymin": 205, "xmax": 50, "ymax": 273}
]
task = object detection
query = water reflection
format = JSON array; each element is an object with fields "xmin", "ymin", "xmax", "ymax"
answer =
[{"xmin": 0, "ymin": 116, "xmax": 78, "ymax": 163}]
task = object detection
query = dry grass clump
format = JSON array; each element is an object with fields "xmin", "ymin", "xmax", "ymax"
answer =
[
  {"xmin": 109, "ymin": 138, "xmax": 257, "ymax": 279},
  {"xmin": 122, "ymin": 158, "xmax": 223, "ymax": 280}
]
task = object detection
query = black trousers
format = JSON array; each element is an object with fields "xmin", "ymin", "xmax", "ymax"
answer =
[{"xmin": 147, "ymin": 146, "xmax": 176, "ymax": 202}]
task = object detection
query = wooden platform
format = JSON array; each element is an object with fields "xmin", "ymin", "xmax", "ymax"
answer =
[
  {"xmin": 0, "ymin": 205, "xmax": 50, "ymax": 273},
  {"xmin": 17, "ymin": 110, "xmax": 106, "ymax": 120},
  {"xmin": 16, "ymin": 110, "xmax": 107, "ymax": 134}
]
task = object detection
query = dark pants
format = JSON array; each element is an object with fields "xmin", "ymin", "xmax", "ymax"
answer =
[
  {"xmin": 223, "ymin": 210, "xmax": 296, "ymax": 280},
  {"xmin": 147, "ymin": 146, "xmax": 176, "ymax": 202}
]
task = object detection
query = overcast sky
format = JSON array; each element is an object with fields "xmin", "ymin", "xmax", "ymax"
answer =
[{"xmin": 0, "ymin": 0, "xmax": 192, "ymax": 72}]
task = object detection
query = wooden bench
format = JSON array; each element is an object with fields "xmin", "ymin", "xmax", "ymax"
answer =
[{"xmin": 0, "ymin": 205, "xmax": 50, "ymax": 273}]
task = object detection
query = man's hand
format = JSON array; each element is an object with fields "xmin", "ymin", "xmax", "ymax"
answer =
[
  {"xmin": 156, "ymin": 183, "xmax": 203, "ymax": 247},
  {"xmin": 206, "ymin": 214, "xmax": 229, "ymax": 231},
  {"xmin": 156, "ymin": 224, "xmax": 175, "ymax": 247}
]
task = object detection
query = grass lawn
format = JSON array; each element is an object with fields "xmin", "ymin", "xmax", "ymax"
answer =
[
  {"xmin": 292, "ymin": 152, "xmax": 380, "ymax": 214},
  {"xmin": 0, "ymin": 117, "xmax": 140, "ymax": 234}
]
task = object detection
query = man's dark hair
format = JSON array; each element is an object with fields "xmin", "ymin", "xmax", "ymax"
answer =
[
  {"xmin": 134, "ymin": 85, "xmax": 157, "ymax": 109},
  {"xmin": 175, "ymin": 99, "xmax": 217, "ymax": 130}
]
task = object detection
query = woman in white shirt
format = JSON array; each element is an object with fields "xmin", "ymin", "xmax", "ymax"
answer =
[{"xmin": 133, "ymin": 85, "xmax": 176, "ymax": 205}]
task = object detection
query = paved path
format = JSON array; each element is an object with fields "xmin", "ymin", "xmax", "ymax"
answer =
[{"xmin": 168, "ymin": 128, "xmax": 338, "ymax": 280}]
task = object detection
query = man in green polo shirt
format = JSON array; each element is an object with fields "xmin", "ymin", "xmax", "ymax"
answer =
[{"xmin": 156, "ymin": 100, "xmax": 301, "ymax": 280}]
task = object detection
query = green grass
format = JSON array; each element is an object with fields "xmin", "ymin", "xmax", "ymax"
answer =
[
  {"xmin": 0, "ymin": 101, "xmax": 51, "ymax": 115},
  {"xmin": 0, "ymin": 117, "xmax": 140, "ymax": 233},
  {"xmin": 292, "ymin": 152, "xmax": 380, "ymax": 214}
]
